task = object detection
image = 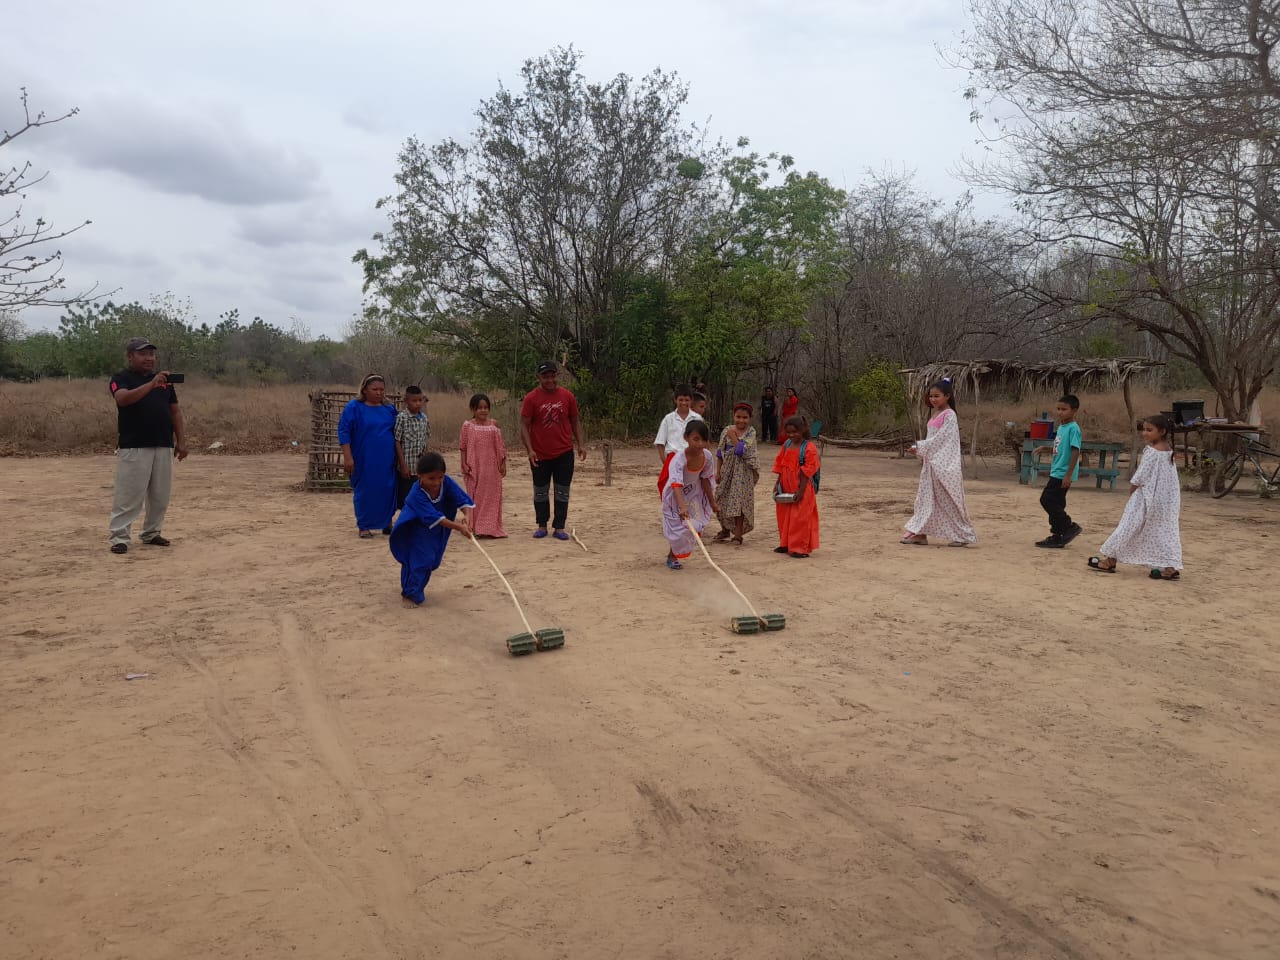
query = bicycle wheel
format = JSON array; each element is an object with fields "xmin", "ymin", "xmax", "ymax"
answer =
[{"xmin": 1211, "ymin": 453, "xmax": 1245, "ymax": 498}]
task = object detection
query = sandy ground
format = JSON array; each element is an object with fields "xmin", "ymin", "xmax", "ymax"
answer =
[{"xmin": 2, "ymin": 445, "xmax": 1278, "ymax": 960}]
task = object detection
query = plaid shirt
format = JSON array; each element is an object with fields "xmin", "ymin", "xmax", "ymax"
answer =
[{"xmin": 394, "ymin": 410, "xmax": 430, "ymax": 465}]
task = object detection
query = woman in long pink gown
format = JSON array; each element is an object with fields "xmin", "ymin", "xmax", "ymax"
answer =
[{"xmin": 458, "ymin": 394, "xmax": 508, "ymax": 538}]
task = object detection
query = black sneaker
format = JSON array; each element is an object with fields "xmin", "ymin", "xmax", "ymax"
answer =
[
  {"xmin": 1035, "ymin": 535, "xmax": 1065, "ymax": 549},
  {"xmin": 1060, "ymin": 523, "xmax": 1083, "ymax": 546},
  {"xmin": 110, "ymin": 543, "xmax": 128, "ymax": 554},
  {"xmin": 142, "ymin": 535, "xmax": 171, "ymax": 546}
]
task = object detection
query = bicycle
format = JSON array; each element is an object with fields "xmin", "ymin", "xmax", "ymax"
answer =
[{"xmin": 1209, "ymin": 437, "xmax": 1280, "ymax": 498}]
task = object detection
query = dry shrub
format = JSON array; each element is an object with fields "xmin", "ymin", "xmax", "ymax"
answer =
[{"xmin": 0, "ymin": 380, "xmax": 488, "ymax": 456}]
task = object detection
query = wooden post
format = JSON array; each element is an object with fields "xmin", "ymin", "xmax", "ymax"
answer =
[
  {"xmin": 1122, "ymin": 379, "xmax": 1139, "ymax": 480},
  {"xmin": 968, "ymin": 378, "xmax": 981, "ymax": 476},
  {"xmin": 602, "ymin": 441, "xmax": 613, "ymax": 487}
]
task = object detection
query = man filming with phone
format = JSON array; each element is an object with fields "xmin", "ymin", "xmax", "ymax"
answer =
[{"xmin": 107, "ymin": 337, "xmax": 188, "ymax": 555}]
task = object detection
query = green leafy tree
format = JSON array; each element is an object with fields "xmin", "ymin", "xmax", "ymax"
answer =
[{"xmin": 355, "ymin": 46, "xmax": 716, "ymax": 393}]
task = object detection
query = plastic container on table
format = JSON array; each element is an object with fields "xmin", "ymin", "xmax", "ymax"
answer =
[{"xmin": 1029, "ymin": 419, "xmax": 1053, "ymax": 440}]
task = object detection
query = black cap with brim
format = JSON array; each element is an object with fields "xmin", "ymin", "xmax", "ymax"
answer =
[
  {"xmin": 125, "ymin": 337, "xmax": 157, "ymax": 352},
  {"xmin": 536, "ymin": 361, "xmax": 557, "ymax": 375}
]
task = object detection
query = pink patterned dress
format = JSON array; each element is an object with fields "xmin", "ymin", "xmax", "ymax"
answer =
[
  {"xmin": 906, "ymin": 408, "xmax": 977, "ymax": 543},
  {"xmin": 459, "ymin": 419, "xmax": 507, "ymax": 538}
]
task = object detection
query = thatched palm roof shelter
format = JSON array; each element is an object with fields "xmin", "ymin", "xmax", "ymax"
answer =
[{"xmin": 898, "ymin": 358, "xmax": 1165, "ymax": 476}]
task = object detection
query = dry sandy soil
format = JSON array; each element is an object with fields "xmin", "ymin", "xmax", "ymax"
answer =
[{"xmin": 2, "ymin": 446, "xmax": 1278, "ymax": 960}]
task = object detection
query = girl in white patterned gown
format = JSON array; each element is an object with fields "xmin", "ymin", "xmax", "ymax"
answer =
[
  {"xmin": 1089, "ymin": 415, "xmax": 1183, "ymax": 580},
  {"xmin": 901, "ymin": 378, "xmax": 977, "ymax": 546}
]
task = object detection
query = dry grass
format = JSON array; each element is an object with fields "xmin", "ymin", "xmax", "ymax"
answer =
[
  {"xmin": 2, "ymin": 379, "xmax": 1273, "ymax": 457},
  {"xmin": 0, "ymin": 380, "xmax": 490, "ymax": 457}
]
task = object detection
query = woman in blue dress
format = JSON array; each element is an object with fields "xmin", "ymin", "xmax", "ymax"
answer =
[{"xmin": 338, "ymin": 374, "xmax": 399, "ymax": 537}]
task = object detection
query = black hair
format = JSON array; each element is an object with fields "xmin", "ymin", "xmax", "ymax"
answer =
[
  {"xmin": 416, "ymin": 451, "xmax": 446, "ymax": 474},
  {"xmin": 763, "ymin": 386, "xmax": 776, "ymax": 395},
  {"xmin": 927, "ymin": 378, "xmax": 957, "ymax": 412},
  {"xmin": 784, "ymin": 415, "xmax": 810, "ymax": 439},
  {"xmin": 1060, "ymin": 394, "xmax": 1081, "ymax": 410},
  {"xmin": 691, "ymin": 392, "xmax": 708, "ymax": 403},
  {"xmin": 674, "ymin": 383, "xmax": 693, "ymax": 399},
  {"xmin": 403, "ymin": 384, "xmax": 424, "ymax": 396},
  {"xmin": 469, "ymin": 393, "xmax": 490, "ymax": 411},
  {"xmin": 1144, "ymin": 413, "xmax": 1177, "ymax": 462},
  {"xmin": 683, "ymin": 419, "xmax": 711, "ymax": 441},
  {"xmin": 786, "ymin": 386, "xmax": 797, "ymax": 394}
]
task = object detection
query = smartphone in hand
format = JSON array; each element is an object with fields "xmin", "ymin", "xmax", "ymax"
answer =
[{"xmin": 166, "ymin": 373, "xmax": 186, "ymax": 383}]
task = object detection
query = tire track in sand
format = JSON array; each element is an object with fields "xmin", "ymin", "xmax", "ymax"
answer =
[
  {"xmin": 636, "ymin": 677, "xmax": 1098, "ymax": 960},
  {"xmin": 276, "ymin": 613, "xmax": 434, "ymax": 956},
  {"xmin": 172, "ymin": 639, "xmax": 401, "ymax": 960}
]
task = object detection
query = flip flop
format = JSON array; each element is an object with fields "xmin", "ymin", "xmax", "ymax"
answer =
[
  {"xmin": 899, "ymin": 535, "xmax": 927, "ymax": 545},
  {"xmin": 665, "ymin": 556, "xmax": 683, "ymax": 570},
  {"xmin": 1149, "ymin": 568, "xmax": 1181, "ymax": 580},
  {"xmin": 1088, "ymin": 556, "xmax": 1117, "ymax": 573},
  {"xmin": 359, "ymin": 530, "xmax": 376, "ymax": 539}
]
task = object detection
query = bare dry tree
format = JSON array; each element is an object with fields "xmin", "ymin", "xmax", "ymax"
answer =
[
  {"xmin": 957, "ymin": 0, "xmax": 1280, "ymax": 420},
  {"xmin": 2, "ymin": 87, "xmax": 93, "ymax": 311}
]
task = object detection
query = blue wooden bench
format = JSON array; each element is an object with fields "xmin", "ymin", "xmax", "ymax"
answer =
[{"xmin": 1019, "ymin": 439, "xmax": 1124, "ymax": 490}]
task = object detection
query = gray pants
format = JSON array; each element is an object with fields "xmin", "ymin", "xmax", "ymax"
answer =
[{"xmin": 109, "ymin": 447, "xmax": 173, "ymax": 545}]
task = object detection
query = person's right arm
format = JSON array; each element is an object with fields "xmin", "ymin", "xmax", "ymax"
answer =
[
  {"xmin": 520, "ymin": 415, "xmax": 537, "ymax": 467},
  {"xmin": 113, "ymin": 372, "xmax": 169, "ymax": 408},
  {"xmin": 337, "ymin": 401, "xmax": 356, "ymax": 474}
]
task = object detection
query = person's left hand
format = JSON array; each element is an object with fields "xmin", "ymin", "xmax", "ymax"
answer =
[
  {"xmin": 710, "ymin": 499, "xmax": 720, "ymax": 515},
  {"xmin": 1062, "ymin": 478, "xmax": 1073, "ymax": 489},
  {"xmin": 456, "ymin": 518, "xmax": 472, "ymax": 539},
  {"xmin": 174, "ymin": 444, "xmax": 189, "ymax": 461},
  {"xmin": 577, "ymin": 445, "xmax": 587, "ymax": 461},
  {"xmin": 499, "ymin": 462, "xmax": 507, "ymax": 478}
]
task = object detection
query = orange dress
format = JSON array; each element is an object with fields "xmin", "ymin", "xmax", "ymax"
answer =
[{"xmin": 772, "ymin": 439, "xmax": 820, "ymax": 554}]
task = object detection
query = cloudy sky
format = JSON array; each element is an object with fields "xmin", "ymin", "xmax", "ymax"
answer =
[{"xmin": 7, "ymin": 0, "xmax": 989, "ymax": 339}]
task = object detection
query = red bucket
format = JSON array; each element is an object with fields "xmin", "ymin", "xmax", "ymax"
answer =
[{"xmin": 1029, "ymin": 419, "xmax": 1052, "ymax": 440}]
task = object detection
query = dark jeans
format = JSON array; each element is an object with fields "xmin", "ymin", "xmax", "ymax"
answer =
[
  {"xmin": 396, "ymin": 473, "xmax": 416, "ymax": 511},
  {"xmin": 761, "ymin": 414, "xmax": 778, "ymax": 443},
  {"xmin": 531, "ymin": 449, "xmax": 575, "ymax": 529},
  {"xmin": 1040, "ymin": 477, "xmax": 1074, "ymax": 536}
]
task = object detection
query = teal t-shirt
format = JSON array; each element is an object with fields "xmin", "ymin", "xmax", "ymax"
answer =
[{"xmin": 1050, "ymin": 421, "xmax": 1082, "ymax": 480}]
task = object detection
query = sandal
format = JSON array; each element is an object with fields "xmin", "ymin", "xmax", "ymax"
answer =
[
  {"xmin": 665, "ymin": 556, "xmax": 683, "ymax": 570},
  {"xmin": 359, "ymin": 530, "xmax": 376, "ymax": 539},
  {"xmin": 713, "ymin": 529, "xmax": 732, "ymax": 542},
  {"xmin": 1088, "ymin": 556, "xmax": 1117, "ymax": 573},
  {"xmin": 1149, "ymin": 568, "xmax": 1181, "ymax": 581},
  {"xmin": 731, "ymin": 535, "xmax": 743, "ymax": 545},
  {"xmin": 532, "ymin": 528, "xmax": 549, "ymax": 539},
  {"xmin": 552, "ymin": 529, "xmax": 571, "ymax": 541},
  {"xmin": 899, "ymin": 534, "xmax": 927, "ymax": 545},
  {"xmin": 773, "ymin": 546, "xmax": 789, "ymax": 554}
]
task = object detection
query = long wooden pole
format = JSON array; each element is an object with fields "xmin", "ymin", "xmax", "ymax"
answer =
[
  {"xmin": 468, "ymin": 535, "xmax": 535, "ymax": 636},
  {"xmin": 1122, "ymin": 378, "xmax": 1139, "ymax": 480},
  {"xmin": 684, "ymin": 518, "xmax": 764, "ymax": 622}
]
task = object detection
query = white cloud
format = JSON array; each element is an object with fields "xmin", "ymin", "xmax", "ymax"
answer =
[{"xmin": 7, "ymin": 0, "xmax": 995, "ymax": 339}]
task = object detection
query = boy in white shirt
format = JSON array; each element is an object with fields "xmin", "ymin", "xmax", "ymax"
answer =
[{"xmin": 654, "ymin": 385, "xmax": 703, "ymax": 464}]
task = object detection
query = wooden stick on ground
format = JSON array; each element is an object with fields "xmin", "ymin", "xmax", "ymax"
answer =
[
  {"xmin": 684, "ymin": 517, "xmax": 764, "ymax": 623},
  {"xmin": 570, "ymin": 528, "xmax": 589, "ymax": 553},
  {"xmin": 468, "ymin": 535, "xmax": 535, "ymax": 636}
]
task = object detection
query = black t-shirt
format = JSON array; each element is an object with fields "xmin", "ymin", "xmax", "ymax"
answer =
[
  {"xmin": 760, "ymin": 396, "xmax": 777, "ymax": 418},
  {"xmin": 109, "ymin": 369, "xmax": 178, "ymax": 448}
]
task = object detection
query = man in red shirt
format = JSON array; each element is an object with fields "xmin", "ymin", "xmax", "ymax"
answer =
[{"xmin": 520, "ymin": 362, "xmax": 587, "ymax": 539}]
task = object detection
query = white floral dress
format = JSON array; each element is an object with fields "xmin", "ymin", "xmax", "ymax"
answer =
[
  {"xmin": 906, "ymin": 408, "xmax": 977, "ymax": 543},
  {"xmin": 1100, "ymin": 446, "xmax": 1183, "ymax": 569}
]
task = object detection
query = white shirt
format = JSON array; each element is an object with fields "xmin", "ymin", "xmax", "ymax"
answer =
[{"xmin": 654, "ymin": 409, "xmax": 704, "ymax": 456}]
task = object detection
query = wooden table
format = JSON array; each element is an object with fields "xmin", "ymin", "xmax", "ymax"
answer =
[{"xmin": 1019, "ymin": 439, "xmax": 1125, "ymax": 490}]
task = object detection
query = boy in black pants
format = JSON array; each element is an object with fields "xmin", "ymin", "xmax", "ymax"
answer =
[{"xmin": 1037, "ymin": 394, "xmax": 1083, "ymax": 548}]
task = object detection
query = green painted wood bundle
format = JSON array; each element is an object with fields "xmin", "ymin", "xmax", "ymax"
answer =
[{"xmin": 507, "ymin": 633, "xmax": 537, "ymax": 656}]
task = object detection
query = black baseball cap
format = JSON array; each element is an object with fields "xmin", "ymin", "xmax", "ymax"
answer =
[
  {"xmin": 536, "ymin": 361, "xmax": 557, "ymax": 375},
  {"xmin": 125, "ymin": 337, "xmax": 157, "ymax": 352}
]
